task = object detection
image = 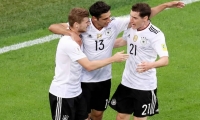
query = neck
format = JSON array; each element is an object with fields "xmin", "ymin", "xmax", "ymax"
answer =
[
  {"xmin": 69, "ymin": 27, "xmax": 80, "ymax": 36},
  {"xmin": 69, "ymin": 26, "xmax": 82, "ymax": 46},
  {"xmin": 91, "ymin": 19, "xmax": 103, "ymax": 30},
  {"xmin": 137, "ymin": 20, "xmax": 150, "ymax": 31}
]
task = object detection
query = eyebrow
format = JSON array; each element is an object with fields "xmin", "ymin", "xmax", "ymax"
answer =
[{"xmin": 102, "ymin": 15, "xmax": 111, "ymax": 20}]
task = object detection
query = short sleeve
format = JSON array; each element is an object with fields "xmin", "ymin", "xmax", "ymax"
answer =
[
  {"xmin": 60, "ymin": 36, "xmax": 86, "ymax": 61},
  {"xmin": 122, "ymin": 29, "xmax": 130, "ymax": 41},
  {"xmin": 113, "ymin": 16, "xmax": 130, "ymax": 33},
  {"xmin": 151, "ymin": 33, "xmax": 169, "ymax": 57}
]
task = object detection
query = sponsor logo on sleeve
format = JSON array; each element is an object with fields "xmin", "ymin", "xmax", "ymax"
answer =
[{"xmin": 162, "ymin": 44, "xmax": 167, "ymax": 51}]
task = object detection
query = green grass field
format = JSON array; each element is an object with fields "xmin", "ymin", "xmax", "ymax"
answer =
[{"xmin": 0, "ymin": 0, "xmax": 200, "ymax": 119}]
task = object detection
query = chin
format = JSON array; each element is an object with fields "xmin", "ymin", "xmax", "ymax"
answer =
[
  {"xmin": 80, "ymin": 30, "xmax": 86, "ymax": 33},
  {"xmin": 104, "ymin": 24, "xmax": 109, "ymax": 27},
  {"xmin": 132, "ymin": 26, "xmax": 137, "ymax": 29}
]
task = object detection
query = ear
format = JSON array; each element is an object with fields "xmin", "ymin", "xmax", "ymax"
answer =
[
  {"xmin": 143, "ymin": 16, "xmax": 149, "ymax": 22},
  {"xmin": 92, "ymin": 16, "xmax": 97, "ymax": 21},
  {"xmin": 74, "ymin": 22, "xmax": 79, "ymax": 28}
]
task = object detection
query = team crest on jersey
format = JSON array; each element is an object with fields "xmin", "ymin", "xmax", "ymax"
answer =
[
  {"xmin": 162, "ymin": 44, "xmax": 167, "ymax": 51},
  {"xmin": 105, "ymin": 28, "xmax": 112, "ymax": 36},
  {"xmin": 97, "ymin": 34, "xmax": 102, "ymax": 39},
  {"xmin": 110, "ymin": 98, "xmax": 116, "ymax": 105},
  {"xmin": 140, "ymin": 37, "xmax": 147, "ymax": 46},
  {"xmin": 133, "ymin": 35, "xmax": 138, "ymax": 42},
  {"xmin": 62, "ymin": 115, "xmax": 69, "ymax": 120}
]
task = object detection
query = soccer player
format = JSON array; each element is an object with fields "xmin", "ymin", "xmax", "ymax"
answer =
[
  {"xmin": 48, "ymin": 1, "xmax": 184, "ymax": 120},
  {"xmin": 49, "ymin": 7, "xmax": 129, "ymax": 120},
  {"xmin": 109, "ymin": 3, "xmax": 169, "ymax": 120}
]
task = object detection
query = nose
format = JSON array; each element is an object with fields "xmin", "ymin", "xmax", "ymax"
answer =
[{"xmin": 130, "ymin": 17, "xmax": 134, "ymax": 22}]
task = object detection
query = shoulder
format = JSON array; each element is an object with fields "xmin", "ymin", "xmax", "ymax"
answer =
[
  {"xmin": 109, "ymin": 16, "xmax": 130, "ymax": 24},
  {"xmin": 146, "ymin": 23, "xmax": 164, "ymax": 38},
  {"xmin": 60, "ymin": 36, "xmax": 73, "ymax": 43},
  {"xmin": 148, "ymin": 24, "xmax": 162, "ymax": 35},
  {"xmin": 59, "ymin": 36, "xmax": 78, "ymax": 48},
  {"xmin": 124, "ymin": 28, "xmax": 136, "ymax": 35}
]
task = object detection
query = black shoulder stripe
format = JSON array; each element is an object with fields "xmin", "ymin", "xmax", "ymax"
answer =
[{"xmin": 149, "ymin": 25, "xmax": 160, "ymax": 34}]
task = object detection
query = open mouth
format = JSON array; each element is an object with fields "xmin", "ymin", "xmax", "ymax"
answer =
[{"xmin": 132, "ymin": 24, "xmax": 136, "ymax": 27}]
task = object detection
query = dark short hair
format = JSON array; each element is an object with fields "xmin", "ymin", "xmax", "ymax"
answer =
[
  {"xmin": 131, "ymin": 3, "xmax": 151, "ymax": 19},
  {"xmin": 89, "ymin": 1, "xmax": 111, "ymax": 19},
  {"xmin": 68, "ymin": 8, "xmax": 89, "ymax": 27}
]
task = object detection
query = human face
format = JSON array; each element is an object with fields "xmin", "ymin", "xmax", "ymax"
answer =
[
  {"xmin": 93, "ymin": 11, "xmax": 111, "ymax": 29},
  {"xmin": 78, "ymin": 17, "xmax": 90, "ymax": 33},
  {"xmin": 129, "ymin": 10, "xmax": 147, "ymax": 30}
]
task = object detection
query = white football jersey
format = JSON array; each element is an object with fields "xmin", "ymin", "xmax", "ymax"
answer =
[
  {"xmin": 121, "ymin": 22, "xmax": 169, "ymax": 90},
  {"xmin": 81, "ymin": 17, "xmax": 130, "ymax": 82},
  {"xmin": 49, "ymin": 36, "xmax": 86, "ymax": 98}
]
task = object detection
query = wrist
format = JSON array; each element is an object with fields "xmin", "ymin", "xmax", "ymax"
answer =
[{"xmin": 163, "ymin": 2, "xmax": 170, "ymax": 8}]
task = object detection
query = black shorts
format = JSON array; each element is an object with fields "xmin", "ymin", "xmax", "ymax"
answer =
[
  {"xmin": 109, "ymin": 84, "xmax": 159, "ymax": 117},
  {"xmin": 81, "ymin": 79, "xmax": 111, "ymax": 113},
  {"xmin": 49, "ymin": 93, "xmax": 88, "ymax": 120}
]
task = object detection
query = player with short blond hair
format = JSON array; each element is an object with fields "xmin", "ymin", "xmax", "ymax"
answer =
[
  {"xmin": 48, "ymin": 1, "xmax": 184, "ymax": 119},
  {"xmin": 49, "ymin": 7, "xmax": 128, "ymax": 120}
]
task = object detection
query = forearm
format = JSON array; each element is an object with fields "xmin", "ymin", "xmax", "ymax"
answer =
[
  {"xmin": 150, "ymin": 1, "xmax": 185, "ymax": 18},
  {"xmin": 78, "ymin": 51, "xmax": 127, "ymax": 71},
  {"xmin": 152, "ymin": 56, "xmax": 169, "ymax": 68},
  {"xmin": 150, "ymin": 3, "xmax": 168, "ymax": 18},
  {"xmin": 48, "ymin": 23, "xmax": 72, "ymax": 35},
  {"xmin": 84, "ymin": 57, "xmax": 115, "ymax": 71},
  {"xmin": 137, "ymin": 56, "xmax": 169, "ymax": 73},
  {"xmin": 114, "ymin": 37, "xmax": 127, "ymax": 48}
]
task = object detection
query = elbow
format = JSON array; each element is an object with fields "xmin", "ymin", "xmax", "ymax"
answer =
[
  {"xmin": 114, "ymin": 44, "xmax": 119, "ymax": 48},
  {"xmin": 164, "ymin": 58, "xmax": 169, "ymax": 66},
  {"xmin": 165, "ymin": 60, "xmax": 169, "ymax": 66},
  {"xmin": 83, "ymin": 65, "xmax": 94, "ymax": 72},
  {"xmin": 84, "ymin": 65, "xmax": 101, "ymax": 71},
  {"xmin": 85, "ymin": 67, "xmax": 94, "ymax": 72},
  {"xmin": 159, "ymin": 56, "xmax": 169, "ymax": 67},
  {"xmin": 48, "ymin": 24, "xmax": 54, "ymax": 32}
]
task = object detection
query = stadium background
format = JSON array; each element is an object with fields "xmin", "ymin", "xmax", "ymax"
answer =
[{"xmin": 0, "ymin": 0, "xmax": 200, "ymax": 119}]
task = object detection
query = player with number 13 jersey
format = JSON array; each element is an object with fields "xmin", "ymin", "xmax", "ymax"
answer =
[{"xmin": 81, "ymin": 17, "xmax": 129, "ymax": 83}]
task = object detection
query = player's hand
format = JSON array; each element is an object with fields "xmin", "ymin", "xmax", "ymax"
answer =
[
  {"xmin": 136, "ymin": 62, "xmax": 153, "ymax": 73},
  {"xmin": 165, "ymin": 1, "xmax": 185, "ymax": 8},
  {"xmin": 113, "ymin": 50, "xmax": 129, "ymax": 62},
  {"xmin": 71, "ymin": 32, "xmax": 82, "ymax": 46}
]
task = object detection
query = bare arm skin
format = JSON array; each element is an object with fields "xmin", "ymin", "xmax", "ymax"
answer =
[
  {"xmin": 77, "ymin": 51, "xmax": 129, "ymax": 71},
  {"xmin": 150, "ymin": 1, "xmax": 185, "ymax": 18},
  {"xmin": 114, "ymin": 37, "xmax": 127, "ymax": 48},
  {"xmin": 49, "ymin": 23, "xmax": 81, "ymax": 44},
  {"xmin": 48, "ymin": 23, "xmax": 69, "ymax": 35},
  {"xmin": 126, "ymin": 1, "xmax": 184, "ymax": 28},
  {"xmin": 136, "ymin": 56, "xmax": 169, "ymax": 73},
  {"xmin": 48, "ymin": 1, "xmax": 185, "ymax": 47},
  {"xmin": 48, "ymin": 1, "xmax": 185, "ymax": 34}
]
